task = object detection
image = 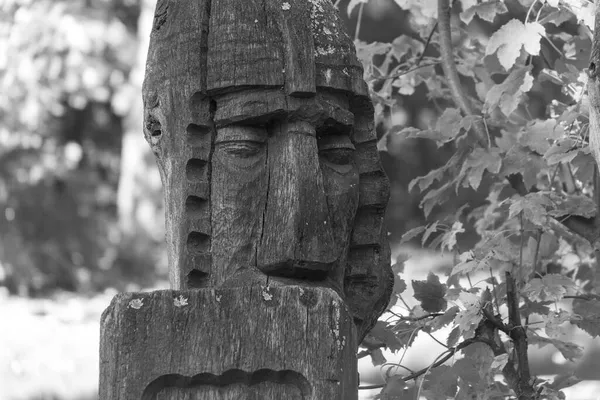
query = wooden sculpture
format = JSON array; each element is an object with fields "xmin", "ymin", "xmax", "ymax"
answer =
[{"xmin": 99, "ymin": 1, "xmax": 392, "ymax": 398}]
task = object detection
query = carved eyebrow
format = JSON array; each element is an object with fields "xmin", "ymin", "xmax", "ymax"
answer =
[
  {"xmin": 318, "ymin": 135, "xmax": 355, "ymax": 150},
  {"xmin": 315, "ymin": 94, "xmax": 354, "ymax": 130},
  {"xmin": 215, "ymin": 126, "xmax": 268, "ymax": 143}
]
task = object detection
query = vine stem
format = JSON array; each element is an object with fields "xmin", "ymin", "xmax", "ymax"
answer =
[
  {"xmin": 377, "ymin": 62, "xmax": 440, "ymax": 81},
  {"xmin": 525, "ymin": 0, "xmax": 540, "ymax": 23},
  {"xmin": 354, "ymin": 2, "xmax": 365, "ymax": 41},
  {"xmin": 358, "ymin": 339, "xmax": 476, "ymax": 390}
]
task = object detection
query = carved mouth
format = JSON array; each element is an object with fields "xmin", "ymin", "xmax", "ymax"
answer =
[{"xmin": 262, "ymin": 260, "xmax": 333, "ymax": 281}]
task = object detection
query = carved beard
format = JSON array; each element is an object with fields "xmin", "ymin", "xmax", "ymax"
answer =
[{"xmin": 211, "ymin": 119, "xmax": 359, "ymax": 292}]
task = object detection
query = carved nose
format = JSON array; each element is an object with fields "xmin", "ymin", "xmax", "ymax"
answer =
[{"xmin": 257, "ymin": 121, "xmax": 337, "ymax": 277}]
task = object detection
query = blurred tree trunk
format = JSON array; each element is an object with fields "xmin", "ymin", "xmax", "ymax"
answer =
[{"xmin": 116, "ymin": 0, "xmax": 164, "ymax": 240}]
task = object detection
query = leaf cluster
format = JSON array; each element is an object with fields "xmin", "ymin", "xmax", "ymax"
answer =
[{"xmin": 352, "ymin": 0, "xmax": 600, "ymax": 398}]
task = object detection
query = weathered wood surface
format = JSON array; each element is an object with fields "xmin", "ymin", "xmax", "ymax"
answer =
[
  {"xmin": 100, "ymin": 286, "xmax": 357, "ymax": 400},
  {"xmin": 141, "ymin": 0, "xmax": 392, "ymax": 340},
  {"xmin": 100, "ymin": 0, "xmax": 392, "ymax": 398}
]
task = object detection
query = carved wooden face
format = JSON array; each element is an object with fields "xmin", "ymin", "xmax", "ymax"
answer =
[
  {"xmin": 211, "ymin": 96, "xmax": 360, "ymax": 289},
  {"xmin": 142, "ymin": 0, "xmax": 392, "ymax": 340}
]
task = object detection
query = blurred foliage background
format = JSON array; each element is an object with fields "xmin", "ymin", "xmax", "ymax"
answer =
[{"xmin": 0, "ymin": 0, "xmax": 166, "ymax": 296}]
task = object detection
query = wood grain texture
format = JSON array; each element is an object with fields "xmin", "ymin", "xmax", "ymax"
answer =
[{"xmin": 100, "ymin": 287, "xmax": 358, "ymax": 400}]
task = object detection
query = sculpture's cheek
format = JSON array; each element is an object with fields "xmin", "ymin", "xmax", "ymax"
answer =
[
  {"xmin": 320, "ymin": 162, "xmax": 360, "ymax": 255},
  {"xmin": 210, "ymin": 146, "xmax": 268, "ymax": 286}
]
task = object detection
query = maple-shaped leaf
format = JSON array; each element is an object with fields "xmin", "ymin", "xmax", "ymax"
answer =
[
  {"xmin": 529, "ymin": 336, "xmax": 583, "ymax": 361},
  {"xmin": 538, "ymin": 232, "xmax": 559, "ymax": 259},
  {"xmin": 451, "ymin": 358, "xmax": 481, "ymax": 385},
  {"xmin": 454, "ymin": 292, "xmax": 483, "ymax": 338},
  {"xmin": 391, "ymin": 35, "xmax": 424, "ymax": 60},
  {"xmin": 522, "ymin": 274, "xmax": 576, "ymax": 302},
  {"xmin": 368, "ymin": 321, "xmax": 406, "ymax": 352},
  {"xmin": 463, "ymin": 342, "xmax": 495, "ymax": 380},
  {"xmin": 547, "ymin": 373, "xmax": 582, "ymax": 391},
  {"xmin": 545, "ymin": 310, "xmax": 573, "ymax": 338},
  {"xmin": 486, "ymin": 19, "xmax": 545, "ymax": 70},
  {"xmin": 355, "ymin": 41, "xmax": 391, "ymax": 68},
  {"xmin": 573, "ymin": 299, "xmax": 600, "ymax": 338},
  {"xmin": 544, "ymin": 138, "xmax": 580, "ymax": 165},
  {"xmin": 370, "ymin": 348, "xmax": 387, "ymax": 366},
  {"xmin": 451, "ymin": 250, "xmax": 482, "ymax": 276},
  {"xmin": 423, "ymin": 365, "xmax": 458, "ymax": 399},
  {"xmin": 561, "ymin": 0, "xmax": 595, "ymax": 29},
  {"xmin": 447, "ymin": 326, "xmax": 461, "ymax": 347},
  {"xmin": 394, "ymin": 0, "xmax": 438, "ymax": 20},
  {"xmin": 549, "ymin": 194, "xmax": 596, "ymax": 219},
  {"xmin": 420, "ymin": 181, "xmax": 454, "ymax": 217},
  {"xmin": 460, "ymin": 1, "xmax": 508, "ymax": 24},
  {"xmin": 458, "ymin": 148, "xmax": 502, "ymax": 190},
  {"xmin": 392, "ymin": 275, "xmax": 407, "ymax": 298},
  {"xmin": 408, "ymin": 166, "xmax": 445, "ymax": 192},
  {"xmin": 412, "ymin": 272, "xmax": 447, "ymax": 312},
  {"xmin": 491, "ymin": 353, "xmax": 509, "ymax": 372},
  {"xmin": 520, "ymin": 298, "xmax": 552, "ymax": 318},
  {"xmin": 508, "ymin": 193, "xmax": 552, "ymax": 226},
  {"xmin": 500, "ymin": 145, "xmax": 544, "ymax": 191},
  {"xmin": 539, "ymin": 8, "xmax": 575, "ymax": 26},
  {"xmin": 484, "ymin": 65, "xmax": 533, "ymax": 117},
  {"xmin": 392, "ymin": 73, "xmax": 418, "ymax": 95},
  {"xmin": 391, "ymin": 126, "xmax": 450, "ymax": 145},
  {"xmin": 474, "ymin": 232, "xmax": 521, "ymax": 264},
  {"xmin": 440, "ymin": 221, "xmax": 465, "ymax": 251},
  {"xmin": 571, "ymin": 152, "xmax": 596, "ymax": 184},
  {"xmin": 391, "ymin": 319, "xmax": 420, "ymax": 348},
  {"xmin": 428, "ymin": 306, "xmax": 460, "ymax": 332},
  {"xmin": 422, "ymin": 221, "xmax": 439, "ymax": 246},
  {"xmin": 538, "ymin": 387, "xmax": 566, "ymax": 400},
  {"xmin": 378, "ymin": 375, "xmax": 407, "ymax": 399},
  {"xmin": 435, "ymin": 108, "xmax": 464, "ymax": 142},
  {"xmin": 399, "ymin": 225, "xmax": 426, "ymax": 245},
  {"xmin": 520, "ymin": 118, "xmax": 565, "ymax": 154}
]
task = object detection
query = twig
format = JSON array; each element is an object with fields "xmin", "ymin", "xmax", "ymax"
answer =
[
  {"xmin": 564, "ymin": 294, "xmax": 600, "ymax": 300},
  {"xmin": 481, "ymin": 307, "xmax": 509, "ymax": 333},
  {"xmin": 426, "ymin": 331, "xmax": 449, "ymax": 349},
  {"xmin": 417, "ymin": 22, "xmax": 438, "ymax": 66},
  {"xmin": 354, "ymin": 2, "xmax": 365, "ymax": 41},
  {"xmin": 375, "ymin": 62, "xmax": 440, "ymax": 81},
  {"xmin": 489, "ymin": 267, "xmax": 501, "ymax": 314},
  {"xmin": 388, "ymin": 311, "xmax": 444, "ymax": 322},
  {"xmin": 532, "ymin": 229, "xmax": 542, "ymax": 278},
  {"xmin": 397, "ymin": 294, "xmax": 412, "ymax": 311}
]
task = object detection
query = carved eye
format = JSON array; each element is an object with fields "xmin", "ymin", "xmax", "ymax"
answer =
[
  {"xmin": 145, "ymin": 116, "xmax": 162, "ymax": 137},
  {"xmin": 319, "ymin": 135, "xmax": 355, "ymax": 165},
  {"xmin": 320, "ymin": 148, "xmax": 354, "ymax": 165},
  {"xmin": 219, "ymin": 141, "xmax": 265, "ymax": 158}
]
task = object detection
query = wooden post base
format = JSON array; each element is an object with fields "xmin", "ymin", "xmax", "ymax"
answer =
[{"xmin": 99, "ymin": 285, "xmax": 358, "ymax": 400}]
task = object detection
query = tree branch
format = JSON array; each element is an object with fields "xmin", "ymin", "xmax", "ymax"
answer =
[
  {"xmin": 437, "ymin": 0, "xmax": 488, "ymax": 147},
  {"xmin": 505, "ymin": 272, "xmax": 536, "ymax": 400}
]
